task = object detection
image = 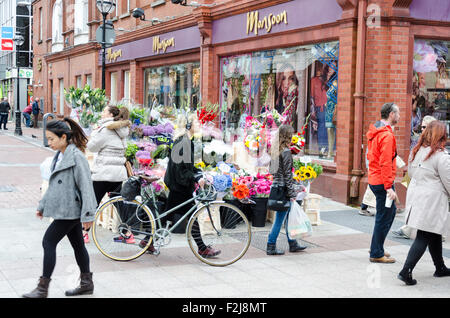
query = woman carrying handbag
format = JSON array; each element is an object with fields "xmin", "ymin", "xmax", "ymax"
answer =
[
  {"xmin": 266, "ymin": 125, "xmax": 307, "ymax": 255},
  {"xmin": 398, "ymin": 120, "xmax": 450, "ymax": 285}
]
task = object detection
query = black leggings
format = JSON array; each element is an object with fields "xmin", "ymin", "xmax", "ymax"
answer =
[
  {"xmin": 42, "ymin": 219, "xmax": 90, "ymax": 279},
  {"xmin": 403, "ymin": 229, "xmax": 444, "ymax": 271},
  {"xmin": 93, "ymin": 181, "xmax": 123, "ymax": 206}
]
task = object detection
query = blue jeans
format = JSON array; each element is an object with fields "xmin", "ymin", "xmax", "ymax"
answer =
[
  {"xmin": 314, "ymin": 106, "xmax": 328, "ymax": 149},
  {"xmin": 268, "ymin": 204, "xmax": 296, "ymax": 245},
  {"xmin": 22, "ymin": 112, "xmax": 31, "ymax": 127},
  {"xmin": 369, "ymin": 184, "xmax": 397, "ymax": 258}
]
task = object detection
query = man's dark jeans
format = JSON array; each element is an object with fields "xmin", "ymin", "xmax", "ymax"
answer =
[
  {"xmin": 369, "ymin": 184, "xmax": 396, "ymax": 259},
  {"xmin": 0, "ymin": 113, "xmax": 8, "ymax": 129}
]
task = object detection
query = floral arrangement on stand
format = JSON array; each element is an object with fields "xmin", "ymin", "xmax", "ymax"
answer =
[
  {"xmin": 290, "ymin": 113, "xmax": 311, "ymax": 154},
  {"xmin": 293, "ymin": 157, "xmax": 323, "ymax": 197},
  {"xmin": 65, "ymin": 85, "xmax": 108, "ymax": 129}
]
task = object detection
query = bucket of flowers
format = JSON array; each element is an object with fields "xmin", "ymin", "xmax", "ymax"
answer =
[{"xmin": 250, "ymin": 173, "xmax": 273, "ymax": 227}]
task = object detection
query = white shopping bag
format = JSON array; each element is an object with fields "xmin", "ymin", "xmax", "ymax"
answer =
[{"xmin": 287, "ymin": 201, "xmax": 313, "ymax": 239}]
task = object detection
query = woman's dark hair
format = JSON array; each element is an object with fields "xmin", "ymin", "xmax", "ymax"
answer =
[
  {"xmin": 107, "ymin": 105, "xmax": 130, "ymax": 121},
  {"xmin": 411, "ymin": 120, "xmax": 447, "ymax": 162},
  {"xmin": 46, "ymin": 117, "xmax": 88, "ymax": 153},
  {"xmin": 278, "ymin": 124, "xmax": 294, "ymax": 152}
]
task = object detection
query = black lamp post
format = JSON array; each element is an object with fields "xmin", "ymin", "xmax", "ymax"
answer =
[
  {"xmin": 14, "ymin": 34, "xmax": 25, "ymax": 136},
  {"xmin": 96, "ymin": 0, "xmax": 116, "ymax": 91}
]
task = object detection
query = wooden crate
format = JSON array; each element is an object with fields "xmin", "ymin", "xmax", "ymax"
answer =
[{"xmin": 304, "ymin": 193, "xmax": 322, "ymax": 226}]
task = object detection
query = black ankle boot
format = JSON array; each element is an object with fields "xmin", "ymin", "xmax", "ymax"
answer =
[
  {"xmin": 266, "ymin": 243, "xmax": 284, "ymax": 255},
  {"xmin": 65, "ymin": 272, "xmax": 94, "ymax": 296},
  {"xmin": 434, "ymin": 265, "xmax": 450, "ymax": 277},
  {"xmin": 288, "ymin": 240, "xmax": 307, "ymax": 253},
  {"xmin": 22, "ymin": 276, "xmax": 51, "ymax": 298},
  {"xmin": 398, "ymin": 268, "xmax": 417, "ymax": 286}
]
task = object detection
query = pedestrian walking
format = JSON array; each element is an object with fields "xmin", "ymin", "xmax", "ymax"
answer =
[
  {"xmin": 366, "ymin": 102, "xmax": 400, "ymax": 263},
  {"xmin": 22, "ymin": 118, "xmax": 97, "ymax": 298},
  {"xmin": 32, "ymin": 97, "xmax": 40, "ymax": 128},
  {"xmin": 84, "ymin": 105, "xmax": 131, "ymax": 243},
  {"xmin": 392, "ymin": 115, "xmax": 438, "ymax": 240},
  {"xmin": 22, "ymin": 104, "xmax": 32, "ymax": 127},
  {"xmin": 266, "ymin": 124, "xmax": 307, "ymax": 255},
  {"xmin": 398, "ymin": 120, "xmax": 450, "ymax": 285},
  {"xmin": 0, "ymin": 97, "xmax": 10, "ymax": 130}
]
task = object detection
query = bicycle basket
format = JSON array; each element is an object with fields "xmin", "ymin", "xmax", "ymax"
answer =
[{"xmin": 120, "ymin": 176, "xmax": 141, "ymax": 201}]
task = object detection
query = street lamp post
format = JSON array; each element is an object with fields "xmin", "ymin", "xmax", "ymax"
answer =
[
  {"xmin": 14, "ymin": 34, "xmax": 25, "ymax": 136},
  {"xmin": 96, "ymin": 0, "xmax": 116, "ymax": 91}
]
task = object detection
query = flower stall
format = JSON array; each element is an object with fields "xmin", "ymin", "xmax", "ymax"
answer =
[{"xmin": 72, "ymin": 87, "xmax": 325, "ymax": 229}]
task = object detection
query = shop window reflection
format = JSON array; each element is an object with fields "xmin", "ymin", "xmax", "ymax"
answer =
[
  {"xmin": 412, "ymin": 40, "xmax": 450, "ymax": 150},
  {"xmin": 144, "ymin": 62, "xmax": 200, "ymax": 111},
  {"xmin": 219, "ymin": 42, "xmax": 339, "ymax": 160}
]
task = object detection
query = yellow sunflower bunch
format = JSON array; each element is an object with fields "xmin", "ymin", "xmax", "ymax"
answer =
[{"xmin": 293, "ymin": 165, "xmax": 317, "ymax": 182}]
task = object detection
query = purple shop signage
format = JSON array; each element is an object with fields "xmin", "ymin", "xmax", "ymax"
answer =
[
  {"xmin": 212, "ymin": 0, "xmax": 342, "ymax": 45},
  {"xmin": 410, "ymin": 0, "xmax": 450, "ymax": 22},
  {"xmin": 100, "ymin": 26, "xmax": 201, "ymax": 65}
]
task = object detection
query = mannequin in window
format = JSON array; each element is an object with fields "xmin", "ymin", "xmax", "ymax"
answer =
[
  {"xmin": 227, "ymin": 77, "xmax": 241, "ymax": 130},
  {"xmin": 310, "ymin": 62, "xmax": 329, "ymax": 156},
  {"xmin": 325, "ymin": 61, "xmax": 337, "ymax": 158},
  {"xmin": 52, "ymin": 0, "xmax": 63, "ymax": 43}
]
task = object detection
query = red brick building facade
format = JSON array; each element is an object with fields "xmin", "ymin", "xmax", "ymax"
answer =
[{"xmin": 32, "ymin": 0, "xmax": 450, "ymax": 206}]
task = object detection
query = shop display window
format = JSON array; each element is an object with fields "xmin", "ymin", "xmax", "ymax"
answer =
[
  {"xmin": 220, "ymin": 41, "xmax": 339, "ymax": 159},
  {"xmin": 412, "ymin": 40, "xmax": 450, "ymax": 150},
  {"xmin": 144, "ymin": 62, "xmax": 200, "ymax": 111}
]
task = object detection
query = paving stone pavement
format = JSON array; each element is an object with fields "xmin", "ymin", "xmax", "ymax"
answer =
[{"xmin": 0, "ymin": 129, "xmax": 449, "ymax": 300}]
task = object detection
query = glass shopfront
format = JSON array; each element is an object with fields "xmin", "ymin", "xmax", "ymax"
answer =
[
  {"xmin": 220, "ymin": 41, "xmax": 339, "ymax": 159},
  {"xmin": 412, "ymin": 39, "xmax": 450, "ymax": 149},
  {"xmin": 144, "ymin": 62, "xmax": 200, "ymax": 110}
]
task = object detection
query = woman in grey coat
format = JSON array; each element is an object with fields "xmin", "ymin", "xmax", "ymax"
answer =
[
  {"xmin": 398, "ymin": 120, "xmax": 450, "ymax": 285},
  {"xmin": 23, "ymin": 118, "xmax": 97, "ymax": 298}
]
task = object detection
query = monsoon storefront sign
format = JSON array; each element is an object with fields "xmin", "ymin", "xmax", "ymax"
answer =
[
  {"xmin": 212, "ymin": 0, "xmax": 342, "ymax": 44},
  {"xmin": 100, "ymin": 26, "xmax": 200, "ymax": 65}
]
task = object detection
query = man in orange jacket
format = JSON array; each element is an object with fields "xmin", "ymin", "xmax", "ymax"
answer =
[{"xmin": 366, "ymin": 102, "xmax": 400, "ymax": 263}]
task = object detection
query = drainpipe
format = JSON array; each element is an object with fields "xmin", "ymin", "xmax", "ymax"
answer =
[{"xmin": 350, "ymin": 0, "xmax": 367, "ymax": 199}]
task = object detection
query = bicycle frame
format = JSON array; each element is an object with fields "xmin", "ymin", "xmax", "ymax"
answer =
[{"xmin": 115, "ymin": 185, "xmax": 220, "ymax": 239}]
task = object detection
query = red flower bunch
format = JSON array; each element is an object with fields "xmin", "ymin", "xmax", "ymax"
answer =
[
  {"xmin": 197, "ymin": 102, "xmax": 219, "ymax": 124},
  {"xmin": 138, "ymin": 157, "xmax": 154, "ymax": 167}
]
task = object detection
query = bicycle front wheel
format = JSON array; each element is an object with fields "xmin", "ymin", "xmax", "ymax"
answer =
[
  {"xmin": 187, "ymin": 202, "xmax": 251, "ymax": 267},
  {"xmin": 92, "ymin": 196, "xmax": 156, "ymax": 261}
]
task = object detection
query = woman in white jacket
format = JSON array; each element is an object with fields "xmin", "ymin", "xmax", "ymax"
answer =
[
  {"xmin": 398, "ymin": 120, "xmax": 450, "ymax": 285},
  {"xmin": 84, "ymin": 105, "xmax": 130, "ymax": 242}
]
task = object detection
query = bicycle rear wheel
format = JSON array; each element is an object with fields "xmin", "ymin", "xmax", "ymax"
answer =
[
  {"xmin": 187, "ymin": 202, "xmax": 251, "ymax": 267},
  {"xmin": 92, "ymin": 196, "xmax": 156, "ymax": 261}
]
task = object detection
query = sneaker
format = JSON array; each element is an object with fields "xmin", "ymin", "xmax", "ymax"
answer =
[
  {"xmin": 198, "ymin": 246, "xmax": 221, "ymax": 258},
  {"xmin": 139, "ymin": 240, "xmax": 156, "ymax": 254},
  {"xmin": 370, "ymin": 256, "xmax": 396, "ymax": 263},
  {"xmin": 113, "ymin": 233, "xmax": 136, "ymax": 244},
  {"xmin": 83, "ymin": 232, "xmax": 89, "ymax": 244},
  {"xmin": 359, "ymin": 208, "xmax": 375, "ymax": 216},
  {"xmin": 392, "ymin": 228, "xmax": 409, "ymax": 239}
]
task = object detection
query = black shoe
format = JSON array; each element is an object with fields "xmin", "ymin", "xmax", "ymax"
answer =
[
  {"xmin": 266, "ymin": 243, "xmax": 284, "ymax": 255},
  {"xmin": 398, "ymin": 268, "xmax": 417, "ymax": 286},
  {"xmin": 65, "ymin": 272, "xmax": 94, "ymax": 296},
  {"xmin": 288, "ymin": 240, "xmax": 307, "ymax": 252},
  {"xmin": 433, "ymin": 265, "xmax": 450, "ymax": 277},
  {"xmin": 22, "ymin": 276, "xmax": 51, "ymax": 298},
  {"xmin": 3, "ymin": 128, "xmax": 7, "ymax": 130}
]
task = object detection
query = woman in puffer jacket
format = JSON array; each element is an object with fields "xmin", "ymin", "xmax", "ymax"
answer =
[{"xmin": 84, "ymin": 105, "xmax": 130, "ymax": 242}]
